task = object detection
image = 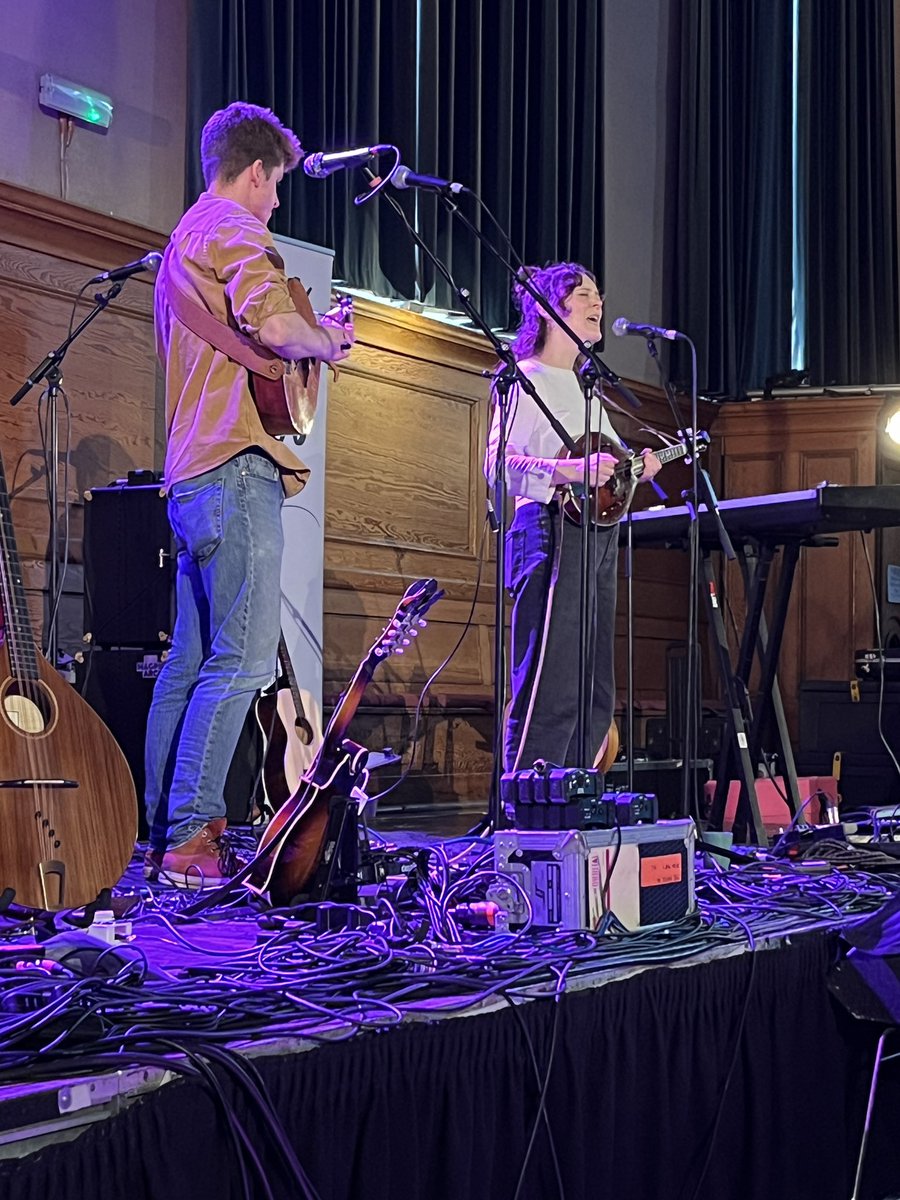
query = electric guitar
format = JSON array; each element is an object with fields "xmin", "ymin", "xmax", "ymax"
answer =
[
  {"xmin": 246, "ymin": 577, "xmax": 443, "ymax": 906},
  {"xmin": 559, "ymin": 430, "xmax": 710, "ymax": 527}
]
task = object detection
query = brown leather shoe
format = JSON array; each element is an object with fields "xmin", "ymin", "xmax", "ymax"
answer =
[
  {"xmin": 159, "ymin": 819, "xmax": 244, "ymax": 889},
  {"xmin": 143, "ymin": 847, "xmax": 164, "ymax": 881}
]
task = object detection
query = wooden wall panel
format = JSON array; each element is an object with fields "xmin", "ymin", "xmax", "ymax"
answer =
[
  {"xmin": 0, "ymin": 184, "xmax": 716, "ymax": 812},
  {"xmin": 0, "ymin": 185, "xmax": 164, "ymax": 638},
  {"xmin": 712, "ymin": 396, "xmax": 883, "ymax": 735}
]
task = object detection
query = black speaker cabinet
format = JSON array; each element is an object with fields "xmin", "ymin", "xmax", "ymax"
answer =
[
  {"xmin": 83, "ymin": 482, "xmax": 174, "ymax": 648},
  {"xmin": 76, "ymin": 649, "xmax": 264, "ymax": 837},
  {"xmin": 76, "ymin": 648, "xmax": 164, "ymax": 838}
]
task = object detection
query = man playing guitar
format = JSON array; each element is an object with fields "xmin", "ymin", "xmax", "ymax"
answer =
[{"xmin": 145, "ymin": 102, "xmax": 353, "ymax": 887}]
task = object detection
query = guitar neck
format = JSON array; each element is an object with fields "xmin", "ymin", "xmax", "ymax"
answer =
[
  {"xmin": 0, "ymin": 453, "xmax": 40, "ymax": 677},
  {"xmin": 630, "ymin": 440, "xmax": 690, "ymax": 479}
]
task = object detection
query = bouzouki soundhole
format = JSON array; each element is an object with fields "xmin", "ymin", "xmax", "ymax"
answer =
[{"xmin": 0, "ymin": 675, "xmax": 58, "ymax": 737}]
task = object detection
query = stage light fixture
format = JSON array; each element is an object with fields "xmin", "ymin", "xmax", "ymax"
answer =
[
  {"xmin": 886, "ymin": 409, "xmax": 900, "ymax": 446},
  {"xmin": 39, "ymin": 74, "xmax": 113, "ymax": 128}
]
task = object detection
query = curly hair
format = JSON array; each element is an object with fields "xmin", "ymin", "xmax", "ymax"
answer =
[
  {"xmin": 510, "ymin": 262, "xmax": 598, "ymax": 359},
  {"xmin": 200, "ymin": 102, "xmax": 303, "ymax": 187}
]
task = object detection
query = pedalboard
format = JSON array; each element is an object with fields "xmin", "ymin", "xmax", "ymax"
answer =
[{"xmin": 500, "ymin": 766, "xmax": 658, "ymax": 831}]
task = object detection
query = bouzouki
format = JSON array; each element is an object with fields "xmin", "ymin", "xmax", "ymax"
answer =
[
  {"xmin": 559, "ymin": 430, "xmax": 710, "ymax": 527},
  {"xmin": 246, "ymin": 578, "xmax": 443, "ymax": 907},
  {"xmin": 163, "ymin": 245, "xmax": 352, "ymax": 438},
  {"xmin": 0, "ymin": 450, "xmax": 137, "ymax": 910}
]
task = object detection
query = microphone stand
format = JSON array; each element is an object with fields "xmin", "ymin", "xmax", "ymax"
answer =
[
  {"xmin": 434, "ymin": 200, "xmax": 644, "ymax": 781},
  {"xmin": 8, "ymin": 281, "xmax": 124, "ymax": 666},
  {"xmin": 645, "ymin": 336, "xmax": 734, "ymax": 821},
  {"xmin": 368, "ymin": 180, "xmax": 578, "ymax": 831}
]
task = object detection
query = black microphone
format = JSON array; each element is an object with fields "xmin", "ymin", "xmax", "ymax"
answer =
[
  {"xmin": 612, "ymin": 317, "xmax": 683, "ymax": 341},
  {"xmin": 390, "ymin": 164, "xmax": 467, "ymax": 195},
  {"xmin": 90, "ymin": 252, "xmax": 163, "ymax": 283},
  {"xmin": 302, "ymin": 144, "xmax": 392, "ymax": 179}
]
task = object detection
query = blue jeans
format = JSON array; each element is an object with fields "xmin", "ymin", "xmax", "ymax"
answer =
[{"xmin": 145, "ymin": 451, "xmax": 285, "ymax": 849}]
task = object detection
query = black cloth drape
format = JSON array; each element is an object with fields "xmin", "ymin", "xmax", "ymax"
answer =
[
  {"xmin": 799, "ymin": 0, "xmax": 900, "ymax": 387},
  {"xmin": 185, "ymin": 0, "xmax": 605, "ymax": 331},
  {"xmin": 0, "ymin": 933, "xmax": 886, "ymax": 1200},
  {"xmin": 667, "ymin": 0, "xmax": 794, "ymax": 399}
]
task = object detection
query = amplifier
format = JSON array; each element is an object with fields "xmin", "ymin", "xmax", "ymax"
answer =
[{"xmin": 490, "ymin": 819, "xmax": 696, "ymax": 931}]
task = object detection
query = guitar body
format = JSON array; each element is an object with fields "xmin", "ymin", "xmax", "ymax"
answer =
[
  {"xmin": 595, "ymin": 719, "xmax": 620, "ymax": 773},
  {"xmin": 255, "ymin": 682, "xmax": 322, "ymax": 813},
  {"xmin": 245, "ymin": 578, "xmax": 443, "ymax": 908},
  {"xmin": 0, "ymin": 644, "xmax": 137, "ymax": 910},
  {"xmin": 561, "ymin": 433, "xmax": 637, "ymax": 527},
  {"xmin": 251, "ymin": 282, "xmax": 351, "ymax": 438},
  {"xmin": 559, "ymin": 430, "xmax": 709, "ymax": 527},
  {"xmin": 245, "ymin": 757, "xmax": 348, "ymax": 908}
]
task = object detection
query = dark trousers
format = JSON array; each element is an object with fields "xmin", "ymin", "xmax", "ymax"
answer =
[{"xmin": 504, "ymin": 500, "xmax": 618, "ymax": 771}]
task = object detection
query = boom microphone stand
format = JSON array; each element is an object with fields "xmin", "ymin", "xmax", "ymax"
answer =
[
  {"xmin": 426, "ymin": 197, "xmax": 643, "ymax": 792},
  {"xmin": 8, "ymin": 281, "xmax": 124, "ymax": 667},
  {"xmin": 644, "ymin": 335, "xmax": 734, "ymax": 820},
  {"xmin": 366, "ymin": 180, "xmax": 579, "ymax": 831}
]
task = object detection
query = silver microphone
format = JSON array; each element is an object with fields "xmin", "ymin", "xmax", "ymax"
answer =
[
  {"xmin": 390, "ymin": 164, "xmax": 467, "ymax": 195},
  {"xmin": 91, "ymin": 251, "xmax": 163, "ymax": 283},
  {"xmin": 302, "ymin": 144, "xmax": 392, "ymax": 179},
  {"xmin": 612, "ymin": 317, "xmax": 683, "ymax": 341}
]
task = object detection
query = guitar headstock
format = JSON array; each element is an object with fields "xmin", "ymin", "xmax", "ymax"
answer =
[{"xmin": 372, "ymin": 578, "xmax": 444, "ymax": 660}]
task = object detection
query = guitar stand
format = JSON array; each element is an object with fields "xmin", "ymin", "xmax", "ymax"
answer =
[{"xmin": 298, "ymin": 792, "xmax": 365, "ymax": 907}]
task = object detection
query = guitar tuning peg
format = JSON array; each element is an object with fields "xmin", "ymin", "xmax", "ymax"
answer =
[
  {"xmin": 394, "ymin": 647, "xmax": 405, "ymax": 655},
  {"xmin": 401, "ymin": 638, "xmax": 411, "ymax": 646},
  {"xmin": 410, "ymin": 628, "xmax": 419, "ymax": 637},
  {"xmin": 418, "ymin": 619, "xmax": 428, "ymax": 628}
]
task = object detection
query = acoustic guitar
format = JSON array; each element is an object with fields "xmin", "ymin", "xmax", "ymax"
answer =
[
  {"xmin": 163, "ymin": 246, "xmax": 352, "ymax": 440},
  {"xmin": 246, "ymin": 577, "xmax": 443, "ymax": 907},
  {"xmin": 254, "ymin": 632, "xmax": 323, "ymax": 815},
  {"xmin": 559, "ymin": 430, "xmax": 710, "ymax": 527},
  {"xmin": 250, "ymin": 276, "xmax": 352, "ymax": 438},
  {"xmin": 0, "ymin": 450, "xmax": 137, "ymax": 910}
]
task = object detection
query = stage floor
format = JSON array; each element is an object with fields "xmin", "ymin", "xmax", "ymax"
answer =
[{"xmin": 1, "ymin": 825, "xmax": 900, "ymax": 1198}]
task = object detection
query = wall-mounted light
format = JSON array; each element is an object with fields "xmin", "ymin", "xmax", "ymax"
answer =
[
  {"xmin": 886, "ymin": 410, "xmax": 900, "ymax": 446},
  {"xmin": 39, "ymin": 74, "xmax": 113, "ymax": 128}
]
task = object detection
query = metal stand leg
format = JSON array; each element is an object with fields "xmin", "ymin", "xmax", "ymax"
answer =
[
  {"xmin": 703, "ymin": 552, "xmax": 766, "ymax": 844},
  {"xmin": 851, "ymin": 1029, "xmax": 892, "ymax": 1200}
]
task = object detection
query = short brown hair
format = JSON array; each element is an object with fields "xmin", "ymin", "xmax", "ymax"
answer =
[{"xmin": 200, "ymin": 102, "xmax": 302, "ymax": 186}]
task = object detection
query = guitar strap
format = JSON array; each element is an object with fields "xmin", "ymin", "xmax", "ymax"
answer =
[{"xmin": 160, "ymin": 245, "xmax": 286, "ymax": 382}]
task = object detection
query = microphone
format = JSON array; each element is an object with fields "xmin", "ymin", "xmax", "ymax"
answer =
[
  {"xmin": 612, "ymin": 317, "xmax": 683, "ymax": 341},
  {"xmin": 302, "ymin": 144, "xmax": 392, "ymax": 179},
  {"xmin": 390, "ymin": 164, "xmax": 467, "ymax": 195},
  {"xmin": 90, "ymin": 252, "xmax": 163, "ymax": 283}
]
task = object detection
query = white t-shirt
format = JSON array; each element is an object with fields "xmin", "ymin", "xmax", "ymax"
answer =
[{"xmin": 484, "ymin": 358, "xmax": 622, "ymax": 504}]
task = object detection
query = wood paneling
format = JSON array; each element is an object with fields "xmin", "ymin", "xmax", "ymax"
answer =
[
  {"xmin": 0, "ymin": 186, "xmax": 163, "ymax": 636},
  {"xmin": 712, "ymin": 395, "xmax": 883, "ymax": 734},
  {"xmin": 0, "ymin": 184, "xmax": 712, "ymax": 811}
]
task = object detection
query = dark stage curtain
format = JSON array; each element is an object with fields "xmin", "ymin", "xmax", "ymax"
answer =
[
  {"xmin": 185, "ymin": 0, "xmax": 605, "ymax": 331},
  {"xmin": 798, "ymin": 0, "xmax": 900, "ymax": 387},
  {"xmin": 666, "ymin": 0, "xmax": 794, "ymax": 399},
  {"xmin": 0, "ymin": 934, "xmax": 885, "ymax": 1200}
]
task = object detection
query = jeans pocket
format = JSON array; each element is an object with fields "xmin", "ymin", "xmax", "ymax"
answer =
[
  {"xmin": 238, "ymin": 452, "xmax": 280, "ymax": 483},
  {"xmin": 168, "ymin": 478, "xmax": 224, "ymax": 560}
]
